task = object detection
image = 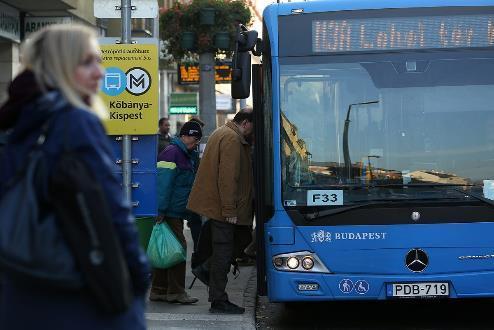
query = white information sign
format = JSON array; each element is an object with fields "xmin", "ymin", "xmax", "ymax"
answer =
[
  {"xmin": 216, "ymin": 94, "xmax": 232, "ymax": 111},
  {"xmin": 94, "ymin": 0, "xmax": 158, "ymax": 18},
  {"xmin": 307, "ymin": 190, "xmax": 343, "ymax": 206}
]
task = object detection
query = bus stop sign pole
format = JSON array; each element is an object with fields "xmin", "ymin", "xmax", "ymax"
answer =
[{"xmin": 121, "ymin": 0, "xmax": 132, "ymax": 203}]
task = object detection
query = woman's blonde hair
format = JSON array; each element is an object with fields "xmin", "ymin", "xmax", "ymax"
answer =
[{"xmin": 21, "ymin": 24, "xmax": 107, "ymax": 118}]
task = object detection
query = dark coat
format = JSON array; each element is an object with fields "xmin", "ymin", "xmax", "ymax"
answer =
[
  {"xmin": 0, "ymin": 73, "xmax": 150, "ymax": 329},
  {"xmin": 187, "ymin": 121, "xmax": 253, "ymax": 225}
]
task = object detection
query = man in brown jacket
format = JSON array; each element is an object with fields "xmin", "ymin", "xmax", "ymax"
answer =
[{"xmin": 187, "ymin": 110, "xmax": 253, "ymax": 314}]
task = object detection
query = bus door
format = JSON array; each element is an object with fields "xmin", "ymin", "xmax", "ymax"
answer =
[{"xmin": 252, "ymin": 63, "xmax": 269, "ymax": 295}]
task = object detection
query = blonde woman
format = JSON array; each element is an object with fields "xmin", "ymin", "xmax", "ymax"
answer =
[{"xmin": 0, "ymin": 25, "xmax": 149, "ymax": 329}]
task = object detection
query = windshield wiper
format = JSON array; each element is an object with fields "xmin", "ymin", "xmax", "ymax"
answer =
[
  {"xmin": 300, "ymin": 196, "xmax": 472, "ymax": 220},
  {"xmin": 302, "ymin": 200, "xmax": 396, "ymax": 220},
  {"xmin": 291, "ymin": 183, "xmax": 474, "ymax": 190},
  {"xmin": 290, "ymin": 184, "xmax": 486, "ymax": 221},
  {"xmin": 288, "ymin": 184, "xmax": 367, "ymax": 190},
  {"xmin": 368, "ymin": 183, "xmax": 474, "ymax": 188}
]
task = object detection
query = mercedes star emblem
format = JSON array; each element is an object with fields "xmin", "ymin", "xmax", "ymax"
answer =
[{"xmin": 405, "ymin": 248, "xmax": 429, "ymax": 272}]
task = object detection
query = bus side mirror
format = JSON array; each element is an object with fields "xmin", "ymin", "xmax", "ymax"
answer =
[
  {"xmin": 238, "ymin": 30, "xmax": 258, "ymax": 52},
  {"xmin": 231, "ymin": 25, "xmax": 259, "ymax": 99},
  {"xmin": 232, "ymin": 52, "xmax": 251, "ymax": 99}
]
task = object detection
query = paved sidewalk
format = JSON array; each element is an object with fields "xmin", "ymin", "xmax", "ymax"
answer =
[{"xmin": 145, "ymin": 227, "xmax": 257, "ymax": 329}]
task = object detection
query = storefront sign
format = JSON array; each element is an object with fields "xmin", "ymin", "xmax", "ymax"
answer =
[
  {"xmin": 169, "ymin": 92, "xmax": 198, "ymax": 114},
  {"xmin": 24, "ymin": 17, "xmax": 72, "ymax": 37},
  {"xmin": 0, "ymin": 2, "xmax": 20, "ymax": 42}
]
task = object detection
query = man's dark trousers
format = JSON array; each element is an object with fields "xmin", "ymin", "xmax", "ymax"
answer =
[
  {"xmin": 209, "ymin": 219, "xmax": 235, "ymax": 302},
  {"xmin": 187, "ymin": 212, "xmax": 202, "ymax": 252}
]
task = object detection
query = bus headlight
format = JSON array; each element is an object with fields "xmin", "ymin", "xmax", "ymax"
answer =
[
  {"xmin": 287, "ymin": 257, "xmax": 299, "ymax": 269},
  {"xmin": 272, "ymin": 251, "xmax": 330, "ymax": 273},
  {"xmin": 301, "ymin": 256, "xmax": 314, "ymax": 270}
]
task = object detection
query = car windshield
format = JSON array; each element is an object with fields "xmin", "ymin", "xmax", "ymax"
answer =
[{"xmin": 280, "ymin": 51, "xmax": 494, "ymax": 206}]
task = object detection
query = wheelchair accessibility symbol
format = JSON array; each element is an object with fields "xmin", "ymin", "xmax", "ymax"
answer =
[
  {"xmin": 354, "ymin": 280, "xmax": 369, "ymax": 294},
  {"xmin": 338, "ymin": 279, "xmax": 353, "ymax": 293}
]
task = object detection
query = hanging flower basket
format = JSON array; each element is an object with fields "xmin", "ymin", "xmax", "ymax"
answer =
[
  {"xmin": 200, "ymin": 8, "xmax": 215, "ymax": 25},
  {"xmin": 160, "ymin": 0, "xmax": 252, "ymax": 60},
  {"xmin": 214, "ymin": 31, "xmax": 230, "ymax": 50},
  {"xmin": 180, "ymin": 32, "xmax": 195, "ymax": 50}
]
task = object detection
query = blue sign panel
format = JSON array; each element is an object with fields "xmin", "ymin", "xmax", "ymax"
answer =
[{"xmin": 109, "ymin": 134, "xmax": 157, "ymax": 217}]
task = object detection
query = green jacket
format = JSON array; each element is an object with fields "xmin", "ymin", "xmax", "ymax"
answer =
[{"xmin": 157, "ymin": 137, "xmax": 196, "ymax": 218}]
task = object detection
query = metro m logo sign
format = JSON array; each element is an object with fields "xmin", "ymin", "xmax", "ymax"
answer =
[
  {"xmin": 130, "ymin": 74, "xmax": 145, "ymax": 89},
  {"xmin": 126, "ymin": 67, "xmax": 151, "ymax": 96}
]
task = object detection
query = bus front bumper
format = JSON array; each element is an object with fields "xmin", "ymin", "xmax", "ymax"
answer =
[{"xmin": 267, "ymin": 269, "xmax": 494, "ymax": 301}]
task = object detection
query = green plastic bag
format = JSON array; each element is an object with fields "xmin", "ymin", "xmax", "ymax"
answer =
[{"xmin": 146, "ymin": 222, "xmax": 186, "ymax": 269}]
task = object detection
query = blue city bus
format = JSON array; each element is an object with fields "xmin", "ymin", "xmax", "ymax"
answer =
[{"xmin": 232, "ymin": 0, "xmax": 494, "ymax": 301}]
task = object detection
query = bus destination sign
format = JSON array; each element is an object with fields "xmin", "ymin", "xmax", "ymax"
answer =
[{"xmin": 313, "ymin": 14, "xmax": 494, "ymax": 52}]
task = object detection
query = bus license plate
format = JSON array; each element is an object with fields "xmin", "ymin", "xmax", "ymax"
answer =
[{"xmin": 389, "ymin": 282, "xmax": 449, "ymax": 298}]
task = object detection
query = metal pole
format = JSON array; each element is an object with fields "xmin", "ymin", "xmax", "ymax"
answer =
[
  {"xmin": 153, "ymin": 10, "xmax": 159, "ymax": 38},
  {"xmin": 199, "ymin": 52, "xmax": 216, "ymax": 141},
  {"xmin": 121, "ymin": 0, "xmax": 132, "ymax": 44},
  {"xmin": 121, "ymin": 0, "xmax": 132, "ymax": 203}
]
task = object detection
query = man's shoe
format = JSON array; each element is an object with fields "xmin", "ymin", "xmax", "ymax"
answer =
[
  {"xmin": 166, "ymin": 292, "xmax": 199, "ymax": 304},
  {"xmin": 149, "ymin": 292, "xmax": 167, "ymax": 302},
  {"xmin": 235, "ymin": 256, "xmax": 255, "ymax": 266},
  {"xmin": 209, "ymin": 300, "xmax": 245, "ymax": 314}
]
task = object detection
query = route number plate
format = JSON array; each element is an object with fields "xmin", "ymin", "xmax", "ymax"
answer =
[{"xmin": 307, "ymin": 190, "xmax": 343, "ymax": 206}]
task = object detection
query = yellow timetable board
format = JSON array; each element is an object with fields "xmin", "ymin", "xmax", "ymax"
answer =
[{"xmin": 99, "ymin": 43, "xmax": 158, "ymax": 135}]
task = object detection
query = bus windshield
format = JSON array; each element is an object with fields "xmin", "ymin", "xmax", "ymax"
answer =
[{"xmin": 280, "ymin": 51, "xmax": 494, "ymax": 207}]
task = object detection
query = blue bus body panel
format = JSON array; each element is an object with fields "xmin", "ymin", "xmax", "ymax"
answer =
[
  {"xmin": 297, "ymin": 223, "xmax": 494, "ymax": 274},
  {"xmin": 265, "ymin": 211, "xmax": 494, "ymax": 301},
  {"xmin": 268, "ymin": 269, "xmax": 494, "ymax": 300}
]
